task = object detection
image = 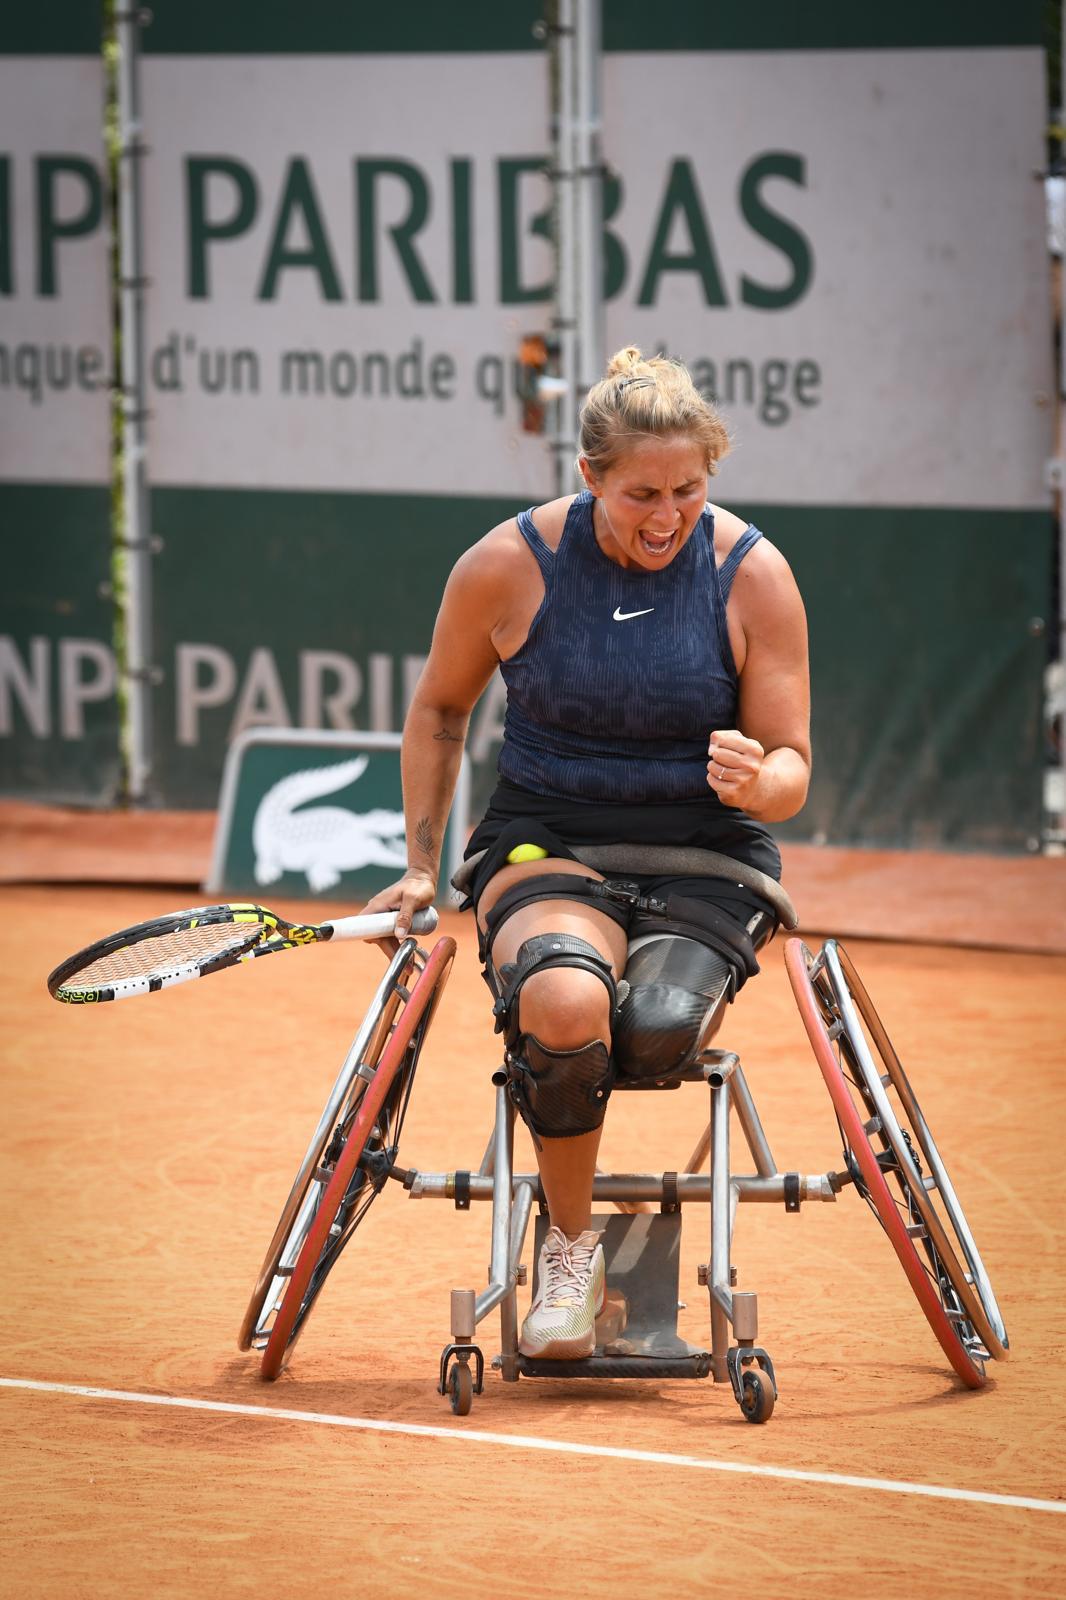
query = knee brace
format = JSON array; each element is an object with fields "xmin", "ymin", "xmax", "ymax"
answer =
[
  {"xmin": 613, "ymin": 933, "xmax": 734, "ymax": 1079},
  {"xmin": 489, "ymin": 931, "xmax": 621, "ymax": 1142},
  {"xmin": 507, "ymin": 1035, "xmax": 614, "ymax": 1140},
  {"xmin": 490, "ymin": 931, "xmax": 622, "ymax": 1049}
]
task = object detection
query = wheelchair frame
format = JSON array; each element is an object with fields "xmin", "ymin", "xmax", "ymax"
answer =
[{"xmin": 239, "ymin": 855, "xmax": 1008, "ymax": 1424}]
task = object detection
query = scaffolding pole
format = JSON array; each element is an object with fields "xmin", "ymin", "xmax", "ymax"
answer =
[
  {"xmin": 116, "ymin": 7, "xmax": 154, "ymax": 802},
  {"xmin": 550, "ymin": 0, "xmax": 579, "ymax": 496},
  {"xmin": 1058, "ymin": 0, "xmax": 1066, "ymax": 843},
  {"xmin": 574, "ymin": 0, "xmax": 604, "ymax": 410},
  {"xmin": 545, "ymin": 0, "xmax": 604, "ymax": 493}
]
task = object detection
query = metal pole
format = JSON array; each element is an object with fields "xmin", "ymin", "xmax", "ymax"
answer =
[
  {"xmin": 115, "ymin": 7, "xmax": 154, "ymax": 802},
  {"xmin": 1059, "ymin": 2, "xmax": 1066, "ymax": 843},
  {"xmin": 551, "ymin": 0, "xmax": 579, "ymax": 496},
  {"xmin": 574, "ymin": 0, "xmax": 604, "ymax": 406}
]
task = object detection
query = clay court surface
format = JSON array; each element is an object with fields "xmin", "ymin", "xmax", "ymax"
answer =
[{"xmin": 3, "ymin": 823, "xmax": 1066, "ymax": 1596}]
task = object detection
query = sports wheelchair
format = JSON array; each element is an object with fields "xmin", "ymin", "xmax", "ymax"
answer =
[{"xmin": 239, "ymin": 845, "xmax": 1008, "ymax": 1424}]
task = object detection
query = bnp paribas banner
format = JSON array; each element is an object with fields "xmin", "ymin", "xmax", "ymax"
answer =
[
  {"xmin": 0, "ymin": 12, "xmax": 119, "ymax": 802},
  {"xmin": 141, "ymin": 4, "xmax": 1052, "ymax": 851}
]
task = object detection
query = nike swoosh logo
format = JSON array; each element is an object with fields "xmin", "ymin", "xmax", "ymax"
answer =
[{"xmin": 612, "ymin": 606, "xmax": 655, "ymax": 622}]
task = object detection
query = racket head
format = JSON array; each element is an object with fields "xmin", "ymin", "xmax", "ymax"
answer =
[{"xmin": 47, "ymin": 902, "xmax": 281, "ymax": 1003}]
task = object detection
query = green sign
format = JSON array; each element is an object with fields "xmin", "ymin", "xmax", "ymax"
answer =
[{"xmin": 206, "ymin": 729, "xmax": 470, "ymax": 904}]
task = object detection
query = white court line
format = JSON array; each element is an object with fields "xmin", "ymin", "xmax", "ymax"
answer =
[{"xmin": 3, "ymin": 1376, "xmax": 1063, "ymax": 1517}]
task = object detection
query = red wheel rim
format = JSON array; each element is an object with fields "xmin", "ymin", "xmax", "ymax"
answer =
[
  {"xmin": 784, "ymin": 938, "xmax": 985, "ymax": 1389},
  {"xmin": 260, "ymin": 936, "xmax": 455, "ymax": 1379}
]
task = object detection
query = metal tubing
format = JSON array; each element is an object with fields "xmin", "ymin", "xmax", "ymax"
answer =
[
  {"xmin": 500, "ymin": 1180, "xmax": 534, "ymax": 1376},
  {"xmin": 732, "ymin": 1290, "xmax": 758, "ymax": 1342},
  {"xmin": 473, "ymin": 1085, "xmax": 520, "ymax": 1327},
  {"xmin": 597, "ymin": 1163, "xmax": 653, "ymax": 1213},
  {"xmin": 509, "ymin": 1181, "xmax": 534, "ymax": 1272},
  {"xmin": 473, "ymin": 1278, "xmax": 511, "ymax": 1323},
  {"xmin": 710, "ymin": 1296, "xmax": 730, "ymax": 1382},
  {"xmin": 703, "ymin": 1051, "xmax": 738, "ymax": 1085},
  {"xmin": 708, "ymin": 1080, "xmax": 730, "ymax": 1379},
  {"xmin": 115, "ymin": 8, "xmax": 153, "ymax": 801},
  {"xmin": 730, "ymin": 1063, "xmax": 778, "ymax": 1178},
  {"xmin": 450, "ymin": 1289, "xmax": 476, "ymax": 1342},
  {"xmin": 408, "ymin": 1170, "xmax": 835, "ymax": 1203},
  {"xmin": 710, "ymin": 1081, "xmax": 733, "ymax": 1319}
]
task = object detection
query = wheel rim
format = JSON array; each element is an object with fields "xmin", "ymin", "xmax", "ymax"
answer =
[
  {"xmin": 283, "ymin": 989, "xmax": 436, "ymax": 1346},
  {"xmin": 238, "ymin": 942, "xmax": 419, "ymax": 1349},
  {"xmin": 785, "ymin": 937, "xmax": 996, "ymax": 1388},
  {"xmin": 259, "ymin": 937, "xmax": 455, "ymax": 1377},
  {"xmin": 830, "ymin": 943, "xmax": 1007, "ymax": 1357}
]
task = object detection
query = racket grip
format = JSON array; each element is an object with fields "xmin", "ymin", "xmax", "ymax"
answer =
[{"xmin": 328, "ymin": 907, "xmax": 439, "ymax": 942}]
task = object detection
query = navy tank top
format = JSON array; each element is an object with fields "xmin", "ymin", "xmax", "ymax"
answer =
[{"xmin": 498, "ymin": 490, "xmax": 762, "ymax": 803}]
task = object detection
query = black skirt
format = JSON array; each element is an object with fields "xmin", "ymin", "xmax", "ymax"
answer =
[{"xmin": 461, "ymin": 777, "xmax": 781, "ymax": 917}]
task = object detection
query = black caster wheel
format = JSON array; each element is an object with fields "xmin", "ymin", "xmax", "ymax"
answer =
[
  {"xmin": 739, "ymin": 1365, "xmax": 775, "ymax": 1424},
  {"xmin": 449, "ymin": 1361, "xmax": 474, "ymax": 1416}
]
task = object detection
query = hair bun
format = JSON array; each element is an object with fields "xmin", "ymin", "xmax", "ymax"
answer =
[
  {"xmin": 606, "ymin": 345, "xmax": 643, "ymax": 379},
  {"xmin": 579, "ymin": 344, "xmax": 731, "ymax": 479}
]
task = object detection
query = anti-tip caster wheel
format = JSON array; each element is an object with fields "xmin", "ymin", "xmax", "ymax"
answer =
[
  {"xmin": 739, "ymin": 1364, "xmax": 776, "ymax": 1424},
  {"xmin": 449, "ymin": 1361, "xmax": 474, "ymax": 1417}
]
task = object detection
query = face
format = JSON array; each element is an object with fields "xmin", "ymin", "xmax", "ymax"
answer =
[{"xmin": 580, "ymin": 434, "xmax": 708, "ymax": 572}]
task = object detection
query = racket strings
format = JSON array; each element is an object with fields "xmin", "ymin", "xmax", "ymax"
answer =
[{"xmin": 70, "ymin": 919, "xmax": 269, "ymax": 985}]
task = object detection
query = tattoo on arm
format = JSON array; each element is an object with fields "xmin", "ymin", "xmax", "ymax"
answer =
[
  {"xmin": 433, "ymin": 726, "xmax": 462, "ymax": 743},
  {"xmin": 414, "ymin": 817, "xmax": 435, "ymax": 860}
]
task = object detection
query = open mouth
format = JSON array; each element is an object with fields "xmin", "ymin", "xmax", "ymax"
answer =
[{"xmin": 638, "ymin": 530, "xmax": 676, "ymax": 557}]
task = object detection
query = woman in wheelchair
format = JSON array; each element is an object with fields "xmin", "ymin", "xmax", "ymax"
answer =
[{"xmin": 364, "ymin": 346, "xmax": 811, "ymax": 1362}]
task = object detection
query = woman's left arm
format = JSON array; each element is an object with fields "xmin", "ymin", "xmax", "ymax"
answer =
[{"xmin": 707, "ymin": 539, "xmax": 811, "ymax": 823}]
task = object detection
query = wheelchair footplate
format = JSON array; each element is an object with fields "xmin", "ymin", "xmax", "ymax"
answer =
[{"xmin": 515, "ymin": 1212, "xmax": 714, "ymax": 1381}]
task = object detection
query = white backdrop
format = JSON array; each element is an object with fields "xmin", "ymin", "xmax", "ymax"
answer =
[
  {"xmin": 139, "ymin": 47, "xmax": 1051, "ymax": 508},
  {"xmin": 0, "ymin": 58, "xmax": 111, "ymax": 483}
]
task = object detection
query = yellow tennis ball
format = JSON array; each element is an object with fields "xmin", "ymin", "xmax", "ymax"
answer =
[{"xmin": 506, "ymin": 843, "xmax": 550, "ymax": 864}]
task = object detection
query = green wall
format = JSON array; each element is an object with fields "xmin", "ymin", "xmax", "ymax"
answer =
[{"xmin": 146, "ymin": 487, "xmax": 1052, "ymax": 851}]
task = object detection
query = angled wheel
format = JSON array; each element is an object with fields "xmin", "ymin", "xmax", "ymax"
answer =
[
  {"xmin": 241, "ymin": 934, "xmax": 455, "ymax": 1378},
  {"xmin": 785, "ymin": 937, "xmax": 1007, "ymax": 1389},
  {"xmin": 239, "ymin": 936, "xmax": 422, "ymax": 1352}
]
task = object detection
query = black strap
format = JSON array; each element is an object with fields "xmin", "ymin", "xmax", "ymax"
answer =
[
  {"xmin": 479, "ymin": 874, "xmax": 630, "ymax": 967},
  {"xmin": 657, "ymin": 892, "xmax": 761, "ymax": 985}
]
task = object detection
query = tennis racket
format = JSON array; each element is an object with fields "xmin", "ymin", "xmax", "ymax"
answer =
[{"xmin": 46, "ymin": 901, "xmax": 438, "ymax": 1004}]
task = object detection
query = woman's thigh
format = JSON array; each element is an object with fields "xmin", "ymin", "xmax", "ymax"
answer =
[{"xmin": 476, "ymin": 857, "xmax": 629, "ymax": 975}]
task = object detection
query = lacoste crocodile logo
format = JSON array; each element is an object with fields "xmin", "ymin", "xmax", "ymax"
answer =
[
  {"xmin": 612, "ymin": 605, "xmax": 655, "ymax": 621},
  {"xmin": 252, "ymin": 755, "xmax": 408, "ymax": 892}
]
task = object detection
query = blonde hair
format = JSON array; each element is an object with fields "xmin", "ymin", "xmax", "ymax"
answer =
[{"xmin": 578, "ymin": 346, "xmax": 730, "ymax": 480}]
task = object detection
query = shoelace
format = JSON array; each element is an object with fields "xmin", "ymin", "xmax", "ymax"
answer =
[{"xmin": 540, "ymin": 1233, "xmax": 597, "ymax": 1306}]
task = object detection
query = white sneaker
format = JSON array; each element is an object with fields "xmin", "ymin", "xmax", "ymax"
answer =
[{"xmin": 519, "ymin": 1226, "xmax": 606, "ymax": 1359}]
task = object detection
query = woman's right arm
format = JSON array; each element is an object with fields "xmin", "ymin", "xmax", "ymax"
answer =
[{"xmin": 364, "ymin": 532, "xmax": 515, "ymax": 937}]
